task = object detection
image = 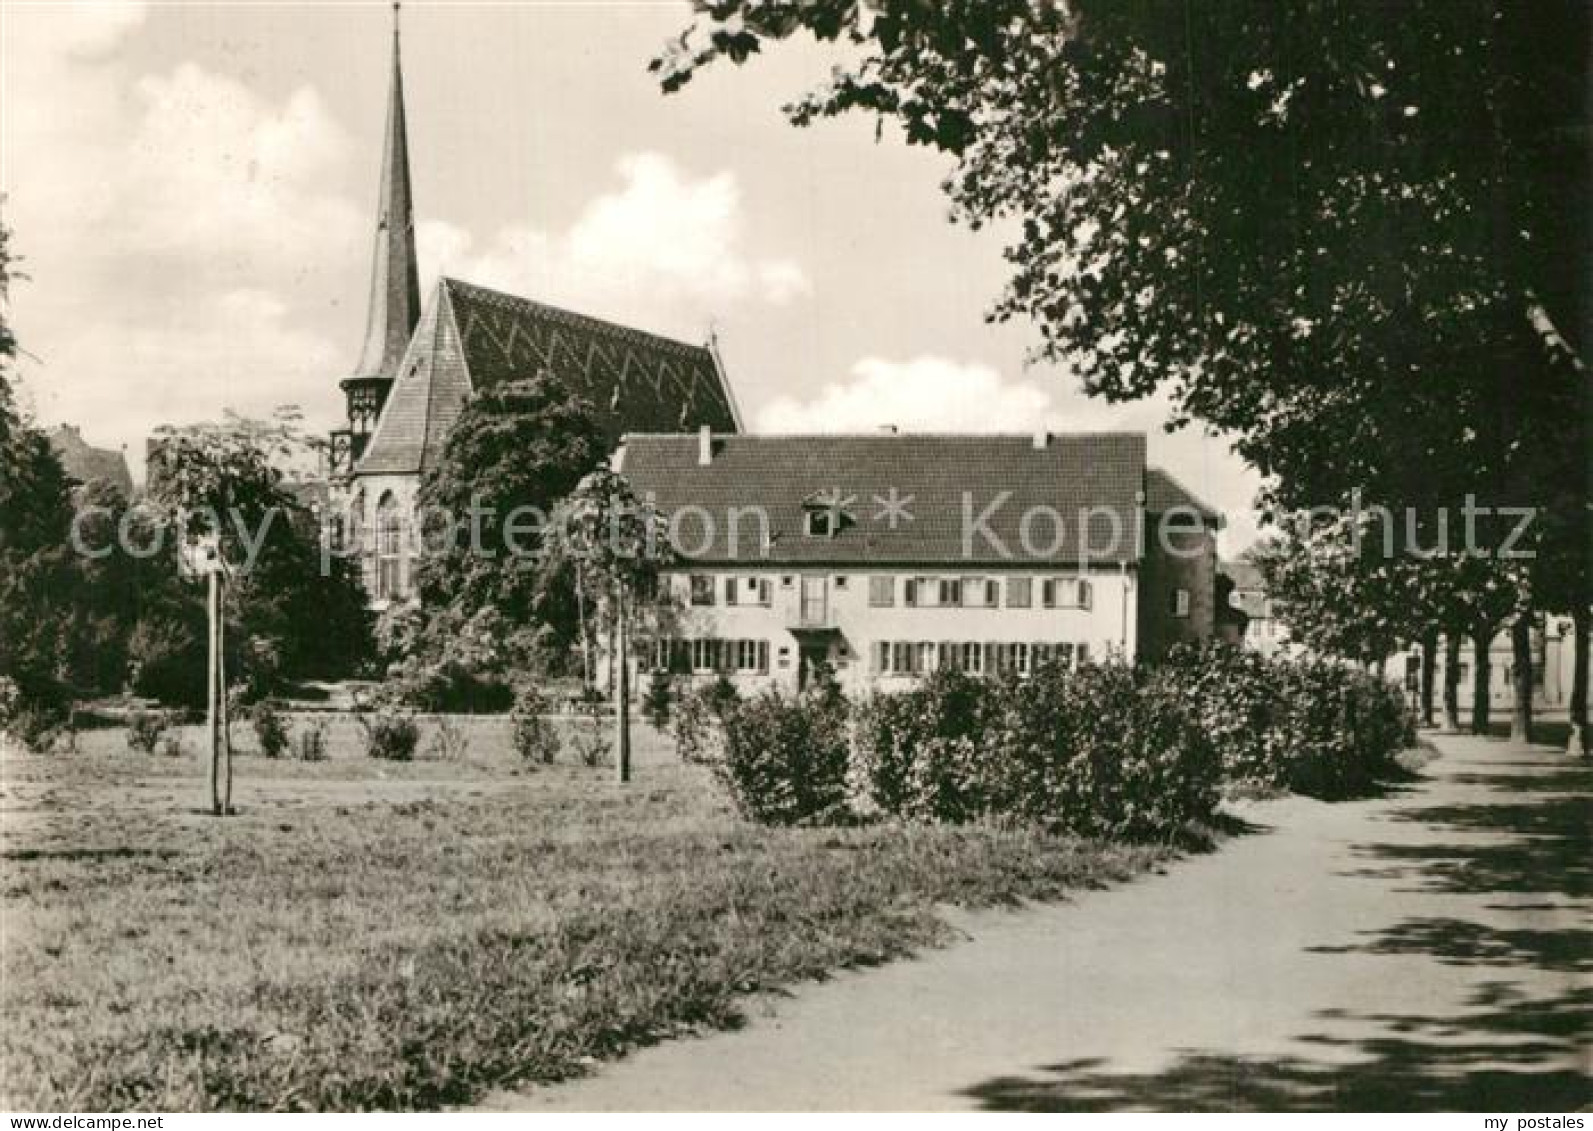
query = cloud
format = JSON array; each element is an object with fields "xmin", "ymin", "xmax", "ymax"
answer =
[
  {"xmin": 418, "ymin": 152, "xmax": 809, "ymax": 340},
  {"xmin": 757, "ymin": 356, "xmax": 1060, "ymax": 433},
  {"xmin": 756, "ymin": 354, "xmax": 1266, "ymax": 553},
  {"xmin": 4, "ymin": 13, "xmax": 361, "ymax": 473}
]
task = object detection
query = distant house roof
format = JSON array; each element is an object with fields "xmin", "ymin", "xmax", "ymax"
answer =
[
  {"xmin": 618, "ymin": 432, "xmax": 1153, "ymax": 566},
  {"xmin": 47, "ymin": 425, "xmax": 133, "ymax": 497},
  {"xmin": 1145, "ymin": 467, "xmax": 1221, "ymax": 522},
  {"xmin": 1220, "ymin": 558, "xmax": 1271, "ymax": 618},
  {"xmin": 1221, "ymin": 558, "xmax": 1265, "ymax": 592},
  {"xmin": 356, "ymin": 277, "xmax": 740, "ymax": 476}
]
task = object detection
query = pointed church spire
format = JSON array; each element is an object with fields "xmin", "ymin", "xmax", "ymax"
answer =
[{"xmin": 349, "ymin": 1, "xmax": 420, "ymax": 382}]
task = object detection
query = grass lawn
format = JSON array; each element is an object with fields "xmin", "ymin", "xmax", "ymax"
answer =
[{"xmin": 1, "ymin": 716, "xmax": 1176, "ymax": 1111}]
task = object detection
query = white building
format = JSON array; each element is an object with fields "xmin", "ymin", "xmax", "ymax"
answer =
[{"xmin": 616, "ymin": 429, "xmax": 1222, "ymax": 696}]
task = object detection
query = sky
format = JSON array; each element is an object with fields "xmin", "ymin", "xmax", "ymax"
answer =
[{"xmin": 1, "ymin": 0, "xmax": 1264, "ymax": 551}]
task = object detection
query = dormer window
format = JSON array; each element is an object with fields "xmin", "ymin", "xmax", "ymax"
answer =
[{"xmin": 801, "ymin": 489, "xmax": 853, "ymax": 538}]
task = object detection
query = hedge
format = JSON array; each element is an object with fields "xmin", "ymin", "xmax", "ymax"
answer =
[{"xmin": 708, "ymin": 648, "xmax": 1414, "ymax": 840}]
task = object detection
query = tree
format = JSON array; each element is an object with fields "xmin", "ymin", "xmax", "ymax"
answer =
[
  {"xmin": 542, "ymin": 469, "xmax": 673, "ymax": 783},
  {"xmin": 0, "ymin": 210, "xmax": 80, "ymax": 720},
  {"xmin": 150, "ymin": 409, "xmax": 373, "ymax": 696},
  {"xmin": 658, "ymin": 2, "xmax": 1589, "ymax": 741},
  {"xmin": 654, "ymin": 3, "xmax": 1584, "ymax": 492},
  {"xmin": 413, "ymin": 373, "xmax": 607, "ymax": 647}
]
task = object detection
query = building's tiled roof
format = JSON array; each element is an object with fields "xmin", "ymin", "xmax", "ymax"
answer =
[
  {"xmin": 356, "ymin": 277, "xmax": 739, "ymax": 476},
  {"xmin": 1220, "ymin": 558, "xmax": 1265, "ymax": 592},
  {"xmin": 618, "ymin": 432, "xmax": 1149, "ymax": 566},
  {"xmin": 1145, "ymin": 467, "xmax": 1221, "ymax": 521},
  {"xmin": 47, "ymin": 425, "xmax": 133, "ymax": 497}
]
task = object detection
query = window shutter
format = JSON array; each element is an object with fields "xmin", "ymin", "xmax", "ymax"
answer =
[
  {"xmin": 904, "ymin": 578, "xmax": 918, "ymax": 606},
  {"xmin": 1041, "ymin": 579, "xmax": 1056, "ymax": 608},
  {"xmin": 1078, "ymin": 579, "xmax": 1092, "ymax": 609}
]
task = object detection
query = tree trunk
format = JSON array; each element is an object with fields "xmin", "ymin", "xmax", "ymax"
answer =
[
  {"xmin": 1509, "ymin": 610, "xmax": 1533, "ymax": 744},
  {"xmin": 1442, "ymin": 633, "xmax": 1462, "ymax": 732},
  {"xmin": 574, "ymin": 562, "xmax": 591, "ymax": 691},
  {"xmin": 1571, "ymin": 606, "xmax": 1589, "ymax": 757},
  {"xmin": 1470, "ymin": 628, "xmax": 1492, "ymax": 735},
  {"xmin": 613, "ymin": 585, "xmax": 632, "ymax": 784},
  {"xmin": 1419, "ymin": 629, "xmax": 1437, "ymax": 727}
]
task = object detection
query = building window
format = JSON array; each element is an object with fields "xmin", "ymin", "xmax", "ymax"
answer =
[
  {"xmin": 375, "ymin": 492, "xmax": 405, "ymax": 600},
  {"xmin": 1172, "ymin": 588, "xmax": 1191, "ymax": 618},
  {"xmin": 734, "ymin": 639, "xmax": 770, "ymax": 673},
  {"xmin": 805, "ymin": 510, "xmax": 835, "ymax": 537},
  {"xmin": 1074, "ymin": 641, "xmax": 1089, "ymax": 664},
  {"xmin": 835, "ymin": 575, "xmax": 849, "ymax": 590},
  {"xmin": 1008, "ymin": 577, "xmax": 1032, "ymax": 608},
  {"xmin": 869, "ymin": 575, "xmax": 895, "ymax": 607},
  {"xmin": 690, "ymin": 575, "xmax": 715, "ymax": 606},
  {"xmin": 724, "ymin": 576, "xmax": 738, "ymax": 605},
  {"xmin": 985, "ymin": 579, "xmax": 1001, "ymax": 608},
  {"xmin": 1042, "ymin": 578, "xmax": 1092, "ymax": 609},
  {"xmin": 939, "ymin": 578, "xmax": 963, "ymax": 607}
]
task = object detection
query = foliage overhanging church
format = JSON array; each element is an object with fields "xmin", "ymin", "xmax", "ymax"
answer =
[{"xmin": 330, "ymin": 7, "xmax": 741, "ymax": 604}]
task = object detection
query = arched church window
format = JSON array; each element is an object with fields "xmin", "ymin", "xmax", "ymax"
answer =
[{"xmin": 376, "ymin": 491, "xmax": 406, "ymax": 600}]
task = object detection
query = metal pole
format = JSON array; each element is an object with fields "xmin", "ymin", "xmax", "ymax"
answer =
[
  {"xmin": 218, "ymin": 572, "xmax": 231, "ymax": 815},
  {"xmin": 206, "ymin": 569, "xmax": 221, "ymax": 815},
  {"xmin": 615, "ymin": 585, "xmax": 632, "ymax": 784}
]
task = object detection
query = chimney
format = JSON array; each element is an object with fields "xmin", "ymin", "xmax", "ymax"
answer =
[
  {"xmin": 1032, "ymin": 430, "xmax": 1049, "ymax": 450},
  {"xmin": 877, "ymin": 424, "xmax": 898, "ymax": 435},
  {"xmin": 697, "ymin": 424, "xmax": 713, "ymax": 466}
]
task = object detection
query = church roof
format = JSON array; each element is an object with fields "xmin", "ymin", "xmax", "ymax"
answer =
[
  {"xmin": 47, "ymin": 425, "xmax": 133, "ymax": 497},
  {"xmin": 617, "ymin": 431, "xmax": 1150, "ymax": 566},
  {"xmin": 347, "ymin": 6, "xmax": 420, "ymax": 384},
  {"xmin": 1145, "ymin": 466, "xmax": 1222, "ymax": 522},
  {"xmin": 356, "ymin": 277, "xmax": 741, "ymax": 476}
]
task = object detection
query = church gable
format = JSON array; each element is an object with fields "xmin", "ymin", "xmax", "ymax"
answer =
[
  {"xmin": 352, "ymin": 285, "xmax": 469, "ymax": 476},
  {"xmin": 354, "ymin": 277, "xmax": 740, "ymax": 479}
]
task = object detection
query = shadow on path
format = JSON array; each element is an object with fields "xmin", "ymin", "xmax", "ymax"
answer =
[{"xmin": 961, "ymin": 740, "xmax": 1593, "ymax": 1111}]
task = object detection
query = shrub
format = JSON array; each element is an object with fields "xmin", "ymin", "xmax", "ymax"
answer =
[
  {"xmin": 428, "ymin": 714, "xmax": 468, "ymax": 762},
  {"xmin": 1158, "ymin": 644, "xmax": 1414, "ymax": 800},
  {"xmin": 250, "ymin": 698, "xmax": 290, "ymax": 759},
  {"xmin": 0, "ymin": 677, "xmax": 20, "ymax": 731},
  {"xmin": 159, "ymin": 734, "xmax": 187, "ymax": 759},
  {"xmin": 126, "ymin": 706, "xmax": 172, "ymax": 754},
  {"xmin": 672, "ymin": 676, "xmax": 740, "ymax": 763},
  {"xmin": 569, "ymin": 695, "xmax": 609, "ymax": 768},
  {"xmin": 0, "ymin": 677, "xmax": 71, "ymax": 753},
  {"xmin": 5, "ymin": 704, "xmax": 71, "ymax": 754},
  {"xmin": 642, "ymin": 668, "xmax": 673, "ymax": 728},
  {"xmin": 715, "ymin": 690, "xmax": 851, "ymax": 826},
  {"xmin": 295, "ymin": 719, "xmax": 329, "ymax": 762},
  {"xmin": 510, "ymin": 686, "xmax": 560, "ymax": 765},
  {"xmin": 356, "ymin": 711, "xmax": 419, "ymax": 761},
  {"xmin": 850, "ymin": 662, "xmax": 1220, "ymax": 841}
]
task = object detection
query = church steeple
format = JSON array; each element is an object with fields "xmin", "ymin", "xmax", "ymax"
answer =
[{"xmin": 339, "ymin": 2, "xmax": 419, "ymax": 467}]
